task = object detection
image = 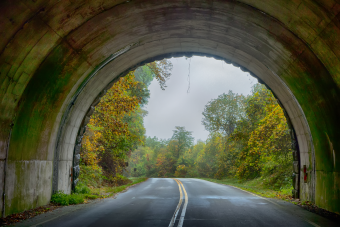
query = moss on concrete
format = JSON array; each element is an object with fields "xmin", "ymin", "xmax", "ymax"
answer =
[
  {"xmin": 277, "ymin": 43, "xmax": 340, "ymax": 213},
  {"xmin": 316, "ymin": 171, "xmax": 340, "ymax": 214},
  {"xmin": 4, "ymin": 42, "xmax": 86, "ymax": 216},
  {"xmin": 9, "ymin": 42, "xmax": 83, "ymax": 160},
  {"xmin": 5, "ymin": 160, "xmax": 53, "ymax": 216}
]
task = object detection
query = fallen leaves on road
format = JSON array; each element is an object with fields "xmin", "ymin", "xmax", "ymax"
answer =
[
  {"xmin": 275, "ymin": 192, "xmax": 292, "ymax": 200},
  {"xmin": 286, "ymin": 198, "xmax": 340, "ymax": 223},
  {"xmin": 0, "ymin": 204, "xmax": 60, "ymax": 226}
]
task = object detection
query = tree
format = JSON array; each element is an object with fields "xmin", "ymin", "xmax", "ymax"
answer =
[
  {"xmin": 131, "ymin": 65, "xmax": 153, "ymax": 106},
  {"xmin": 146, "ymin": 60, "xmax": 173, "ymax": 90},
  {"xmin": 80, "ymin": 59, "xmax": 173, "ymax": 185},
  {"xmin": 196, "ymin": 132, "xmax": 224, "ymax": 178},
  {"xmin": 134, "ymin": 65, "xmax": 155, "ymax": 87},
  {"xmin": 124, "ymin": 81, "xmax": 292, "ymax": 189},
  {"xmin": 91, "ymin": 72, "xmax": 144, "ymax": 180},
  {"xmin": 171, "ymin": 126, "xmax": 194, "ymax": 159},
  {"xmin": 202, "ymin": 90, "xmax": 246, "ymax": 136},
  {"xmin": 128, "ymin": 146, "xmax": 154, "ymax": 177},
  {"xmin": 130, "ymin": 60, "xmax": 173, "ymax": 106},
  {"xmin": 233, "ymin": 84, "xmax": 292, "ymax": 180},
  {"xmin": 155, "ymin": 145, "xmax": 177, "ymax": 177},
  {"xmin": 245, "ymin": 83, "xmax": 276, "ymax": 129},
  {"xmin": 181, "ymin": 140, "xmax": 205, "ymax": 177},
  {"xmin": 81, "ymin": 119, "xmax": 103, "ymax": 171},
  {"xmin": 247, "ymin": 104, "xmax": 292, "ymax": 176}
]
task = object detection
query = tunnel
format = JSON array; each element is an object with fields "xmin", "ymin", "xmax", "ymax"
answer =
[{"xmin": 0, "ymin": 0, "xmax": 340, "ymax": 217}]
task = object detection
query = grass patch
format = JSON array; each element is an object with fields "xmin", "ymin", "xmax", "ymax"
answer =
[
  {"xmin": 199, "ymin": 177, "xmax": 293, "ymax": 200},
  {"xmin": 50, "ymin": 191, "xmax": 85, "ymax": 206},
  {"xmin": 50, "ymin": 177, "xmax": 148, "ymax": 206},
  {"xmin": 90, "ymin": 177, "xmax": 148, "ymax": 197},
  {"xmin": 75, "ymin": 182, "xmax": 91, "ymax": 194}
]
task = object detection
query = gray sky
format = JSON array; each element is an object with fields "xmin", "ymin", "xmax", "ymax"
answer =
[{"xmin": 143, "ymin": 56, "xmax": 258, "ymax": 142}]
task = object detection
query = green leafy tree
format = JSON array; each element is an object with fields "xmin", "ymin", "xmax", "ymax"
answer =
[
  {"xmin": 196, "ymin": 132, "xmax": 224, "ymax": 177},
  {"xmin": 202, "ymin": 90, "xmax": 246, "ymax": 136},
  {"xmin": 171, "ymin": 126, "xmax": 194, "ymax": 159},
  {"xmin": 181, "ymin": 140, "xmax": 206, "ymax": 177}
]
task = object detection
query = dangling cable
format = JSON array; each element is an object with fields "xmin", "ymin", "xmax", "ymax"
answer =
[{"xmin": 187, "ymin": 58, "xmax": 191, "ymax": 93}]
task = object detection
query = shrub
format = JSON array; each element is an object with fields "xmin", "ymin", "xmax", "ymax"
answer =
[
  {"xmin": 78, "ymin": 165, "xmax": 105, "ymax": 188},
  {"xmin": 85, "ymin": 194, "xmax": 99, "ymax": 199},
  {"xmin": 75, "ymin": 182, "xmax": 91, "ymax": 194},
  {"xmin": 105, "ymin": 174, "xmax": 132, "ymax": 186},
  {"xmin": 51, "ymin": 191, "xmax": 71, "ymax": 205},
  {"xmin": 51, "ymin": 191, "xmax": 84, "ymax": 205},
  {"xmin": 174, "ymin": 165, "xmax": 187, "ymax": 177},
  {"xmin": 68, "ymin": 194, "xmax": 84, "ymax": 204}
]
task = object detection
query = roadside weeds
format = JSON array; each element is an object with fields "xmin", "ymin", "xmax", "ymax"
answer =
[
  {"xmin": 0, "ymin": 177, "xmax": 148, "ymax": 226},
  {"xmin": 200, "ymin": 178, "xmax": 340, "ymax": 223}
]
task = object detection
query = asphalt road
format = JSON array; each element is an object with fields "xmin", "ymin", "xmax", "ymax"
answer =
[{"xmin": 15, "ymin": 178, "xmax": 338, "ymax": 227}]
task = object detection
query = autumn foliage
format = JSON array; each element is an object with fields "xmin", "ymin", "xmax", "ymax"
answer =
[
  {"xmin": 80, "ymin": 57, "xmax": 292, "ymax": 192},
  {"xmin": 128, "ymin": 83, "xmax": 293, "ymax": 191},
  {"xmin": 79, "ymin": 60, "xmax": 173, "ymax": 187}
]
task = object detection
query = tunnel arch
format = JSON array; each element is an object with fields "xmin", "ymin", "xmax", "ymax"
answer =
[
  {"xmin": 58, "ymin": 50, "xmax": 310, "ymax": 199},
  {"xmin": 1, "ymin": 0, "xmax": 339, "ymax": 216}
]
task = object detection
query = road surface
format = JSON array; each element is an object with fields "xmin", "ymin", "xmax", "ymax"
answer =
[{"xmin": 15, "ymin": 178, "xmax": 338, "ymax": 227}]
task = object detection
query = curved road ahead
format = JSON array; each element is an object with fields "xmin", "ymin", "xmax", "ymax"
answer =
[{"xmin": 16, "ymin": 178, "xmax": 337, "ymax": 227}]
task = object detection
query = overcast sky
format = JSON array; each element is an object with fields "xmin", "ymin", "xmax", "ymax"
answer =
[{"xmin": 143, "ymin": 56, "xmax": 258, "ymax": 142}]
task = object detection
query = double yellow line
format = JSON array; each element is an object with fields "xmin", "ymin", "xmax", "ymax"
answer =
[{"xmin": 169, "ymin": 179, "xmax": 188, "ymax": 227}]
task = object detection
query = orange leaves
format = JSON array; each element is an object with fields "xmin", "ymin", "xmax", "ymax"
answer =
[
  {"xmin": 81, "ymin": 71, "xmax": 146, "ymax": 178},
  {"xmin": 81, "ymin": 120, "xmax": 102, "ymax": 170},
  {"xmin": 248, "ymin": 105, "xmax": 289, "ymax": 157},
  {"xmin": 174, "ymin": 165, "xmax": 188, "ymax": 177},
  {"xmin": 93, "ymin": 72, "xmax": 142, "ymax": 149}
]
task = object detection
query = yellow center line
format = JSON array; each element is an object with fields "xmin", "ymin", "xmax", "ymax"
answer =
[
  {"xmin": 177, "ymin": 179, "xmax": 188, "ymax": 227},
  {"xmin": 169, "ymin": 179, "xmax": 183, "ymax": 227}
]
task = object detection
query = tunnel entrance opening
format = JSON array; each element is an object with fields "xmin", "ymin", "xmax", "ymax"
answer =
[
  {"xmin": 5, "ymin": 0, "xmax": 340, "ymax": 217},
  {"xmin": 63, "ymin": 56, "xmax": 302, "ymax": 200}
]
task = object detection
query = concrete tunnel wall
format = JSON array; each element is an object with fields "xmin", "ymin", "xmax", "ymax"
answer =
[{"xmin": 0, "ymin": 0, "xmax": 340, "ymax": 216}]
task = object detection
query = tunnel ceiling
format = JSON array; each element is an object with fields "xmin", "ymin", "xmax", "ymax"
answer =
[{"xmin": 0, "ymin": 0, "xmax": 340, "ymax": 216}]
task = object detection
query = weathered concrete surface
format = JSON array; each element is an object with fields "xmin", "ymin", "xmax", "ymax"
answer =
[
  {"xmin": 0, "ymin": 160, "xmax": 5, "ymax": 216},
  {"xmin": 0, "ymin": 0, "xmax": 340, "ymax": 216},
  {"xmin": 4, "ymin": 160, "xmax": 52, "ymax": 215}
]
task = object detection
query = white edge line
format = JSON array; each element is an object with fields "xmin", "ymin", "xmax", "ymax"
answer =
[{"xmin": 225, "ymin": 184, "xmax": 320, "ymax": 227}]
